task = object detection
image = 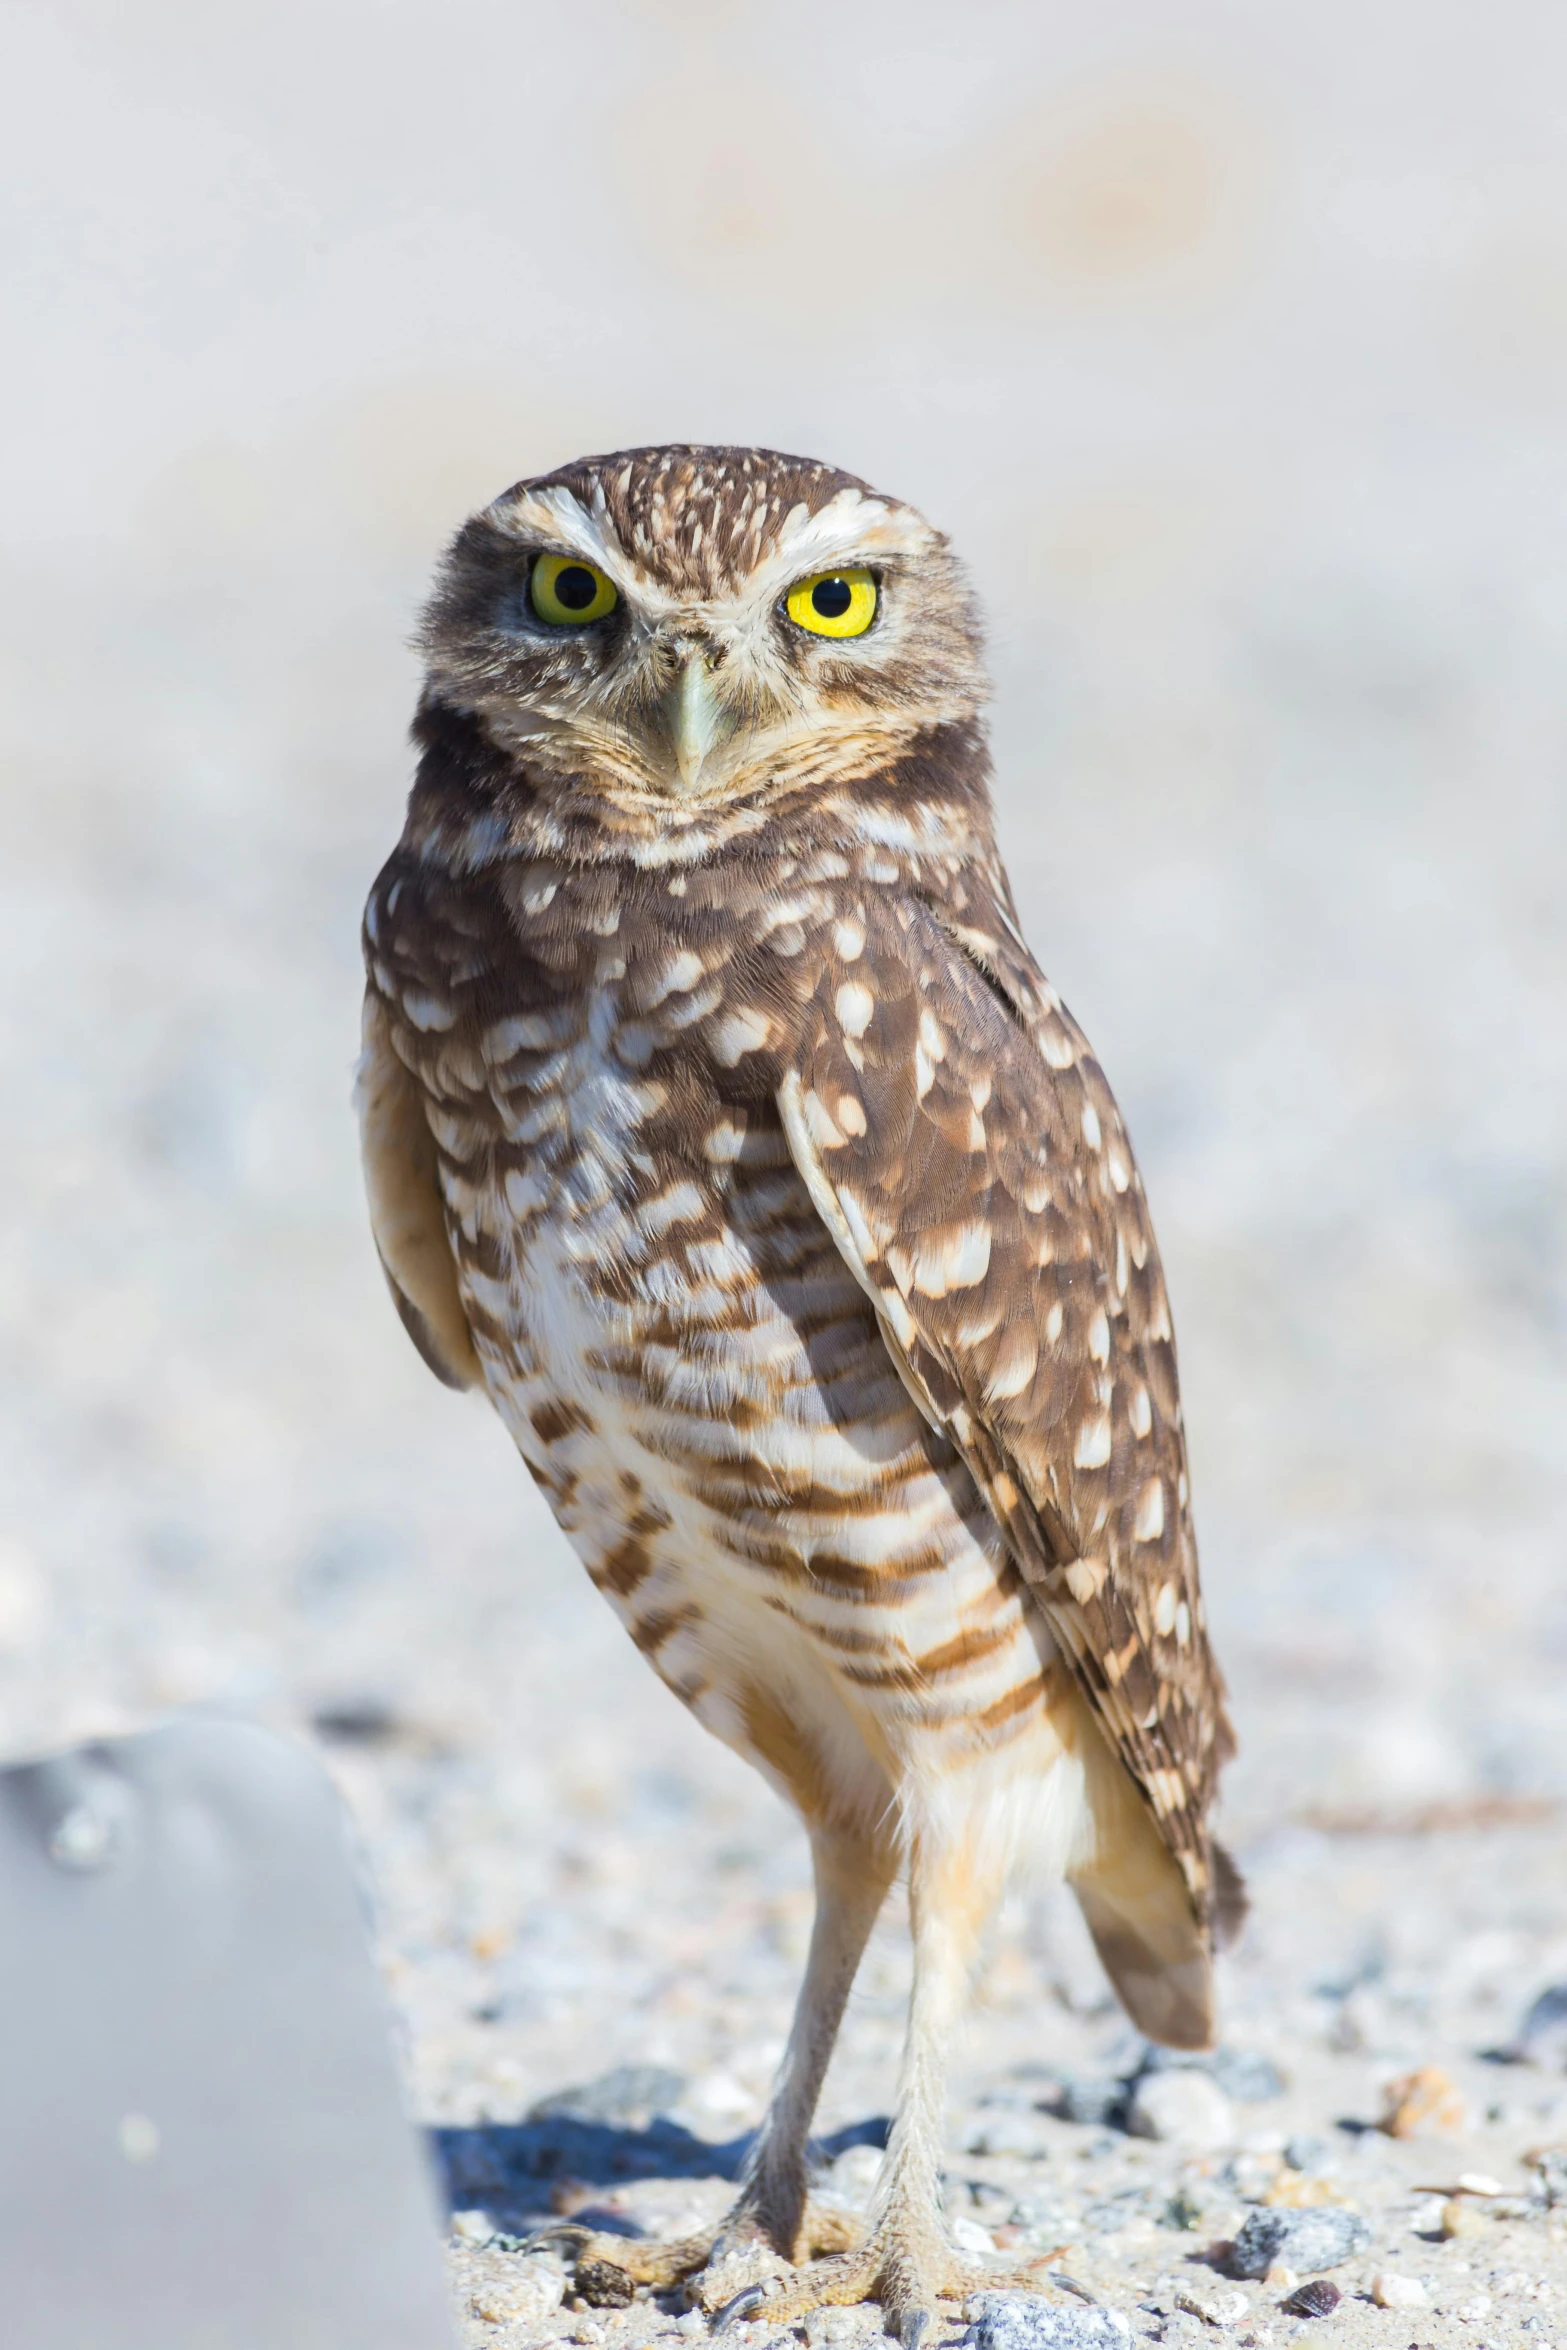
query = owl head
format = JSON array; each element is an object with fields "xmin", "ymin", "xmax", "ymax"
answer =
[{"xmin": 418, "ymin": 446, "xmax": 984, "ymax": 804}]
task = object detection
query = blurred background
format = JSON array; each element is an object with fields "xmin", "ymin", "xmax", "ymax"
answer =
[{"xmin": 3, "ymin": 0, "xmax": 1567, "ymax": 2123}]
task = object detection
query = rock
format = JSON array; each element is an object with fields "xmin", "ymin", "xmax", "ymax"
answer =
[
  {"xmin": 1226, "ymin": 2206, "xmax": 1371, "ymax": 2279},
  {"xmin": 1279, "ymin": 2279, "xmax": 1340, "ymax": 2317},
  {"xmin": 963, "ymin": 2294, "xmax": 1131, "ymax": 2350},
  {"xmin": 826, "ymin": 2142, "xmax": 884, "ymax": 2204},
  {"xmin": 526, "ymin": 2064, "xmax": 687, "ymax": 2127},
  {"xmin": 952, "ymin": 2214, "xmax": 999, "ymax": 2258},
  {"xmin": 468, "ymin": 2258, "xmax": 567, "ymax": 2325},
  {"xmin": 804, "ymin": 2309, "xmax": 876, "ymax": 2345},
  {"xmin": 1262, "ymin": 2265, "xmax": 1296, "ymax": 2292},
  {"xmin": 1125, "ymin": 2071, "xmax": 1235, "ymax": 2152},
  {"xmin": 1370, "ymin": 2272, "xmax": 1426, "ymax": 2309},
  {"xmin": 1510, "ymin": 1984, "xmax": 1567, "ymax": 2064},
  {"xmin": 1173, "ymin": 2285, "xmax": 1249, "ymax": 2328},
  {"xmin": 1440, "ymin": 2195, "xmax": 1484, "ymax": 2238},
  {"xmin": 575, "ymin": 2256, "xmax": 636, "ymax": 2308},
  {"xmin": 1261, "ymin": 2169, "xmax": 1337, "ymax": 2210},
  {"xmin": 1138, "ymin": 2046, "xmax": 1286, "ymax": 2105},
  {"xmin": 964, "ymin": 2107, "xmax": 1058, "ymax": 2159},
  {"xmin": 1530, "ymin": 2148, "xmax": 1567, "ymax": 2207},
  {"xmin": 1226, "ymin": 2150, "xmax": 1283, "ymax": 2203},
  {"xmin": 1378, "ymin": 2065, "xmax": 1466, "ymax": 2138},
  {"xmin": 1051, "ymin": 2077, "xmax": 1128, "ymax": 2128},
  {"xmin": 450, "ymin": 2207, "xmax": 494, "ymax": 2245},
  {"xmin": 1283, "ymin": 2136, "xmax": 1328, "ymax": 2174}
]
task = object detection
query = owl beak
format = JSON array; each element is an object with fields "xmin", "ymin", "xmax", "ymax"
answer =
[{"xmin": 661, "ymin": 649, "xmax": 726, "ymax": 794}]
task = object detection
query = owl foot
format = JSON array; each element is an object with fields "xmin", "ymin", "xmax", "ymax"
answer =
[
  {"xmin": 707, "ymin": 2230, "xmax": 1062, "ymax": 2336},
  {"xmin": 521, "ymin": 2220, "xmax": 712, "ymax": 2295},
  {"xmin": 526, "ymin": 2199, "xmax": 863, "ymax": 2307}
]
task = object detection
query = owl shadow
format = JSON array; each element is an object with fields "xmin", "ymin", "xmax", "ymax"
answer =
[{"xmin": 430, "ymin": 2111, "xmax": 890, "ymax": 2238}]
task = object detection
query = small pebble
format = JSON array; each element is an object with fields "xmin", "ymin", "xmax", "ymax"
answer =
[
  {"xmin": 1226, "ymin": 2207, "xmax": 1370, "ymax": 2280},
  {"xmin": 1379, "ymin": 2065, "xmax": 1467, "ymax": 2139},
  {"xmin": 1370, "ymin": 2272, "xmax": 1426, "ymax": 2309},
  {"xmin": 576, "ymin": 2256, "xmax": 637, "ymax": 2307},
  {"xmin": 1125, "ymin": 2070, "xmax": 1235, "ymax": 2153},
  {"xmin": 1279, "ymin": 2278, "xmax": 1340, "ymax": 2318},
  {"xmin": 1511, "ymin": 1985, "xmax": 1567, "ymax": 2065},
  {"xmin": 450, "ymin": 2208, "xmax": 494, "ymax": 2246},
  {"xmin": 1263, "ymin": 2265, "xmax": 1296, "ymax": 2292},
  {"xmin": 1053, "ymin": 2078, "xmax": 1127, "ymax": 2128},
  {"xmin": 827, "ymin": 2143, "xmax": 884, "ymax": 2202},
  {"xmin": 467, "ymin": 2259, "xmax": 568, "ymax": 2326},
  {"xmin": 1261, "ymin": 2170, "xmax": 1336, "ymax": 2210},
  {"xmin": 952, "ymin": 2214, "xmax": 999, "ymax": 2257},
  {"xmin": 962, "ymin": 2293, "xmax": 1131, "ymax": 2348},
  {"xmin": 1441, "ymin": 2197, "xmax": 1486, "ymax": 2239},
  {"xmin": 1174, "ymin": 2285, "xmax": 1249, "ymax": 2328},
  {"xmin": 965, "ymin": 2109, "xmax": 1058, "ymax": 2160}
]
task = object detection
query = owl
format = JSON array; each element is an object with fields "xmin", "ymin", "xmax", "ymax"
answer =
[{"xmin": 359, "ymin": 446, "xmax": 1242, "ymax": 2342}]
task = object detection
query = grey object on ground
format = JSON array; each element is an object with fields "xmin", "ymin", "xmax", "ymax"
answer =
[
  {"xmin": 1051, "ymin": 2076, "xmax": 1130, "ymax": 2128},
  {"xmin": 1136, "ymin": 2046, "xmax": 1285, "ymax": 2104},
  {"xmin": 525, "ymin": 2064, "xmax": 687, "ymax": 2125},
  {"xmin": 1124, "ymin": 2069, "xmax": 1235, "ymax": 2150},
  {"xmin": 1226, "ymin": 2205, "xmax": 1372, "ymax": 2279},
  {"xmin": 1510, "ymin": 1985, "xmax": 1567, "ymax": 2065},
  {"xmin": 964, "ymin": 2295, "xmax": 1131, "ymax": 2349},
  {"xmin": 0, "ymin": 1717, "xmax": 454, "ymax": 2350}
]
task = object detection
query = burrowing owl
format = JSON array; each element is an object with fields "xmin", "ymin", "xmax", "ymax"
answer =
[{"xmin": 359, "ymin": 446, "xmax": 1241, "ymax": 2339}]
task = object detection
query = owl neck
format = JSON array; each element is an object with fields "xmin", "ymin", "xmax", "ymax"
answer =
[{"xmin": 400, "ymin": 694, "xmax": 1002, "ymax": 888}]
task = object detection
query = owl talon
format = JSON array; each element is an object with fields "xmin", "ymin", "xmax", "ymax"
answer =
[
  {"xmin": 1049, "ymin": 2271, "xmax": 1100, "ymax": 2306},
  {"xmin": 713, "ymin": 2282, "xmax": 778, "ymax": 2331},
  {"xmin": 519, "ymin": 2223, "xmax": 593, "ymax": 2254}
]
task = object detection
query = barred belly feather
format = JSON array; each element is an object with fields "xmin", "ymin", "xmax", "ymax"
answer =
[{"xmin": 451, "ymin": 961, "xmax": 1087, "ymax": 1876}]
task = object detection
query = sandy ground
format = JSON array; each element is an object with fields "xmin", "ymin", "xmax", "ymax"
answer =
[{"xmin": 4, "ymin": 4, "xmax": 1567, "ymax": 2343}]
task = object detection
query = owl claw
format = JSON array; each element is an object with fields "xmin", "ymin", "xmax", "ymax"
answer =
[
  {"xmin": 1049, "ymin": 2271, "xmax": 1100, "ymax": 2306},
  {"xmin": 519, "ymin": 2222, "xmax": 594, "ymax": 2253},
  {"xmin": 713, "ymin": 2282, "xmax": 778, "ymax": 2331}
]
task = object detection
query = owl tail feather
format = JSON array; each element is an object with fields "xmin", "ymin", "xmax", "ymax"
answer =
[
  {"xmin": 1074, "ymin": 1879, "xmax": 1216, "ymax": 2053},
  {"xmin": 1067, "ymin": 1752, "xmax": 1221, "ymax": 2050}
]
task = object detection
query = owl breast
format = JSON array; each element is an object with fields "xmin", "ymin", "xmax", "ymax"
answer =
[{"xmin": 429, "ymin": 963, "xmax": 1064, "ymax": 1832}]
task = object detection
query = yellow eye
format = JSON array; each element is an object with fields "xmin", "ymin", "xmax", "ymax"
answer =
[
  {"xmin": 530, "ymin": 552, "xmax": 618, "ymax": 626},
  {"xmin": 785, "ymin": 568, "xmax": 877, "ymax": 640}
]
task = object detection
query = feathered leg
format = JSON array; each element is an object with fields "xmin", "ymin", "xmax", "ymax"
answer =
[
  {"xmin": 724, "ymin": 1824, "xmax": 899, "ymax": 2259},
  {"xmin": 715, "ymin": 1831, "xmax": 1054, "ymax": 2342},
  {"xmin": 541, "ymin": 1824, "xmax": 894, "ymax": 2296}
]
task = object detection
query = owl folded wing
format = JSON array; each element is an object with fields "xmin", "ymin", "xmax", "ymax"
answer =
[
  {"xmin": 776, "ymin": 892, "xmax": 1236, "ymax": 1928},
  {"xmin": 356, "ymin": 989, "xmax": 482, "ymax": 1392}
]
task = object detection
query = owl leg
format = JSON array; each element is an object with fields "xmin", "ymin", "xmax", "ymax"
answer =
[
  {"xmin": 710, "ymin": 1832, "xmax": 1052, "ymax": 2341},
  {"xmin": 537, "ymin": 1824, "xmax": 893, "ymax": 2301},
  {"xmin": 715, "ymin": 1822, "xmax": 898, "ymax": 2261}
]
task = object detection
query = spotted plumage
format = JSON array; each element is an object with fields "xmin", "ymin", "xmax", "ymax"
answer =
[{"xmin": 360, "ymin": 446, "xmax": 1240, "ymax": 2332}]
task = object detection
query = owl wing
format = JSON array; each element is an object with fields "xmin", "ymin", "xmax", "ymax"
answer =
[
  {"xmin": 777, "ymin": 886, "xmax": 1236, "ymax": 1934},
  {"xmin": 356, "ymin": 985, "xmax": 481, "ymax": 1393}
]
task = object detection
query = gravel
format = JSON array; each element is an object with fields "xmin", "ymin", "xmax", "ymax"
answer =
[
  {"xmin": 1225, "ymin": 2207, "xmax": 1373, "ymax": 2280},
  {"xmin": 1123, "ymin": 2072, "xmax": 1235, "ymax": 2153},
  {"xmin": 964, "ymin": 2297, "xmax": 1130, "ymax": 2350}
]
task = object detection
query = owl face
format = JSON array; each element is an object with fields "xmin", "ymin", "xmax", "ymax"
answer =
[{"xmin": 419, "ymin": 445, "xmax": 984, "ymax": 803}]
